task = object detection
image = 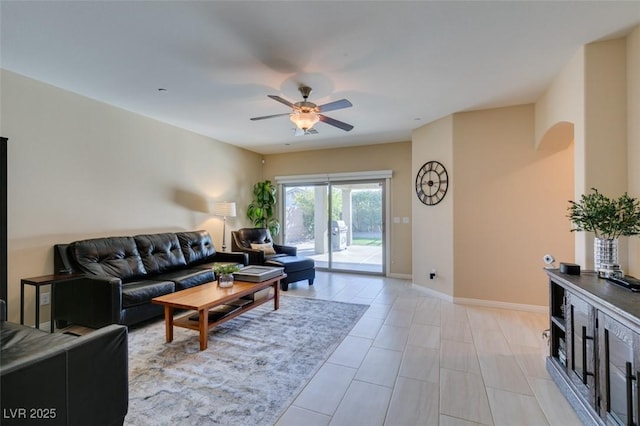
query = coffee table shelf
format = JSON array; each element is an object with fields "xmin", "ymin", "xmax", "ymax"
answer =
[
  {"xmin": 173, "ymin": 291, "xmax": 275, "ymax": 331},
  {"xmin": 152, "ymin": 274, "xmax": 285, "ymax": 350}
]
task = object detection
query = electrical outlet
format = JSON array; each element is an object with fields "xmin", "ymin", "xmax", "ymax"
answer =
[{"xmin": 40, "ymin": 292, "xmax": 50, "ymax": 306}]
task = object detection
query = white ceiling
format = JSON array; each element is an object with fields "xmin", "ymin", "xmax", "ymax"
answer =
[{"xmin": 1, "ymin": 1, "xmax": 639, "ymax": 155}]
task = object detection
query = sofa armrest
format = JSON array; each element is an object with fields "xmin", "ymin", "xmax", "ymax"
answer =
[
  {"xmin": 1, "ymin": 324, "xmax": 128, "ymax": 426},
  {"xmin": 65, "ymin": 324, "xmax": 128, "ymax": 425},
  {"xmin": 1, "ymin": 339, "xmax": 69, "ymax": 425},
  {"xmin": 241, "ymin": 248, "xmax": 266, "ymax": 265},
  {"xmin": 54, "ymin": 275, "xmax": 123, "ymax": 328},
  {"xmin": 274, "ymin": 244, "xmax": 297, "ymax": 256},
  {"xmin": 213, "ymin": 251, "xmax": 249, "ymax": 265}
]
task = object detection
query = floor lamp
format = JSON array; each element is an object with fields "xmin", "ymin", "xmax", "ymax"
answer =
[{"xmin": 213, "ymin": 201, "xmax": 236, "ymax": 252}]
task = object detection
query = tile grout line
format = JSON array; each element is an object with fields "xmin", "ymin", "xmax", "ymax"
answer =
[{"xmin": 464, "ymin": 305, "xmax": 497, "ymax": 426}]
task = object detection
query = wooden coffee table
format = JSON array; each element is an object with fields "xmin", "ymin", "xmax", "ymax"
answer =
[{"xmin": 152, "ymin": 274, "xmax": 285, "ymax": 350}]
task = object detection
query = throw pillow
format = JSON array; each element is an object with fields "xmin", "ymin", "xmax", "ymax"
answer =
[{"xmin": 250, "ymin": 242, "xmax": 276, "ymax": 255}]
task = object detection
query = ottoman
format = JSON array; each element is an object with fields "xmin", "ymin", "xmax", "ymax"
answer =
[{"xmin": 265, "ymin": 256, "xmax": 315, "ymax": 291}]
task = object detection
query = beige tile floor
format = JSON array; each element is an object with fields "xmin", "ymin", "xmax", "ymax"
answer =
[{"xmin": 275, "ymin": 271, "xmax": 583, "ymax": 426}]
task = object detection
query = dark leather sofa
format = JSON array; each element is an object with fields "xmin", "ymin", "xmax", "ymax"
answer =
[
  {"xmin": 1, "ymin": 300, "xmax": 129, "ymax": 426},
  {"xmin": 231, "ymin": 228, "xmax": 315, "ymax": 291},
  {"xmin": 53, "ymin": 230, "xmax": 248, "ymax": 328}
]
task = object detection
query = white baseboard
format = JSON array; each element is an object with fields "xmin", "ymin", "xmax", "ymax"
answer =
[
  {"xmin": 406, "ymin": 281, "xmax": 547, "ymax": 313},
  {"xmin": 454, "ymin": 297, "xmax": 548, "ymax": 313},
  {"xmin": 386, "ymin": 272, "xmax": 412, "ymax": 280},
  {"xmin": 411, "ymin": 283, "xmax": 454, "ymax": 303}
]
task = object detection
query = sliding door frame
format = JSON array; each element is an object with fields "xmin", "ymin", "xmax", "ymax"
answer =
[{"xmin": 275, "ymin": 170, "xmax": 392, "ymax": 276}]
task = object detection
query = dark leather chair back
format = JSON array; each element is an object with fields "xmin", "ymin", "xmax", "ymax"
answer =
[{"xmin": 233, "ymin": 228, "xmax": 273, "ymax": 248}]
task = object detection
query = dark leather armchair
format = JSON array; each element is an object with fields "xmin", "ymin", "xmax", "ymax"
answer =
[
  {"xmin": 231, "ymin": 228, "xmax": 315, "ymax": 291},
  {"xmin": 1, "ymin": 305, "xmax": 129, "ymax": 425}
]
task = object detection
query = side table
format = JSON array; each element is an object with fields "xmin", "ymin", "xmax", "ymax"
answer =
[{"xmin": 21, "ymin": 273, "xmax": 83, "ymax": 333}]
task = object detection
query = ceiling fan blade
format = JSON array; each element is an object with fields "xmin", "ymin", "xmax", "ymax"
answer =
[
  {"xmin": 317, "ymin": 99, "xmax": 352, "ymax": 113},
  {"xmin": 250, "ymin": 113, "xmax": 291, "ymax": 121},
  {"xmin": 268, "ymin": 95, "xmax": 297, "ymax": 109},
  {"xmin": 318, "ymin": 114, "xmax": 354, "ymax": 132}
]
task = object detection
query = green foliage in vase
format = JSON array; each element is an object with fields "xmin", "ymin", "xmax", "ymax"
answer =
[
  {"xmin": 567, "ymin": 188, "xmax": 640, "ymax": 239},
  {"xmin": 214, "ymin": 264, "xmax": 241, "ymax": 275},
  {"xmin": 247, "ymin": 180, "xmax": 281, "ymax": 236}
]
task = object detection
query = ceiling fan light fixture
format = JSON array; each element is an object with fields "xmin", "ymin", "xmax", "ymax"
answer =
[
  {"xmin": 251, "ymin": 86, "xmax": 352, "ymax": 132},
  {"xmin": 290, "ymin": 111, "xmax": 319, "ymax": 130}
]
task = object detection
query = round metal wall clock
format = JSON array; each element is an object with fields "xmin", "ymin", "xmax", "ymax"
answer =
[{"xmin": 415, "ymin": 161, "xmax": 448, "ymax": 206}]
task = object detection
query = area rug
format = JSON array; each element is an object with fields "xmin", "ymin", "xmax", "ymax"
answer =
[{"xmin": 124, "ymin": 296, "xmax": 368, "ymax": 426}]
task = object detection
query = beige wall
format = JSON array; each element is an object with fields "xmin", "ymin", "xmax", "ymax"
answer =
[
  {"xmin": 262, "ymin": 142, "xmax": 413, "ymax": 276},
  {"xmin": 534, "ymin": 47, "xmax": 585, "ymax": 153},
  {"xmin": 628, "ymin": 26, "xmax": 640, "ymax": 276},
  {"xmin": 2, "ymin": 70, "xmax": 262, "ymax": 323},
  {"xmin": 584, "ymin": 38, "xmax": 628, "ymax": 197},
  {"xmin": 411, "ymin": 115, "xmax": 454, "ymax": 296},
  {"xmin": 452, "ymin": 105, "xmax": 574, "ymax": 307},
  {"xmin": 411, "ymin": 31, "xmax": 637, "ymax": 309},
  {"xmin": 584, "ymin": 38, "xmax": 629, "ymax": 271},
  {"xmin": 412, "ymin": 106, "xmax": 573, "ymax": 307},
  {"xmin": 535, "ymin": 35, "xmax": 635, "ymax": 273},
  {"xmin": 535, "ymin": 46, "xmax": 586, "ymax": 266}
]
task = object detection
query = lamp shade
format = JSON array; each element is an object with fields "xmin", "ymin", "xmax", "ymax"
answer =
[{"xmin": 213, "ymin": 201, "xmax": 236, "ymax": 217}]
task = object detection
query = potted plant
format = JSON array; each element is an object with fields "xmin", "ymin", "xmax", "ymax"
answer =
[
  {"xmin": 214, "ymin": 264, "xmax": 241, "ymax": 288},
  {"xmin": 247, "ymin": 180, "xmax": 281, "ymax": 237},
  {"xmin": 567, "ymin": 188, "xmax": 640, "ymax": 274}
]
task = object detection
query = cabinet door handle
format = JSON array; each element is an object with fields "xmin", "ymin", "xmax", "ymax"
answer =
[
  {"xmin": 581, "ymin": 326, "xmax": 594, "ymax": 385},
  {"xmin": 625, "ymin": 362, "xmax": 635, "ymax": 426},
  {"xmin": 636, "ymin": 370, "xmax": 639, "ymax": 426},
  {"xmin": 604, "ymin": 330, "xmax": 611, "ymax": 410}
]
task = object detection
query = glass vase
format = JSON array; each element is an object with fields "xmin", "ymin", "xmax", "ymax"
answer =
[
  {"xmin": 218, "ymin": 273, "xmax": 234, "ymax": 288},
  {"xmin": 594, "ymin": 237, "xmax": 619, "ymax": 275}
]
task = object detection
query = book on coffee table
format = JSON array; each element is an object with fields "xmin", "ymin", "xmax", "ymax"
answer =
[
  {"xmin": 188, "ymin": 304, "xmax": 240, "ymax": 322},
  {"xmin": 233, "ymin": 266, "xmax": 284, "ymax": 282},
  {"xmin": 225, "ymin": 298, "xmax": 253, "ymax": 308},
  {"xmin": 241, "ymin": 287, "xmax": 272, "ymax": 302}
]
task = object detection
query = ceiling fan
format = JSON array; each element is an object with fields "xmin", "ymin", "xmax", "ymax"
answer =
[{"xmin": 250, "ymin": 86, "xmax": 354, "ymax": 135}]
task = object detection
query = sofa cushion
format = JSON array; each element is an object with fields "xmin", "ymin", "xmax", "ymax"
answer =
[
  {"xmin": 265, "ymin": 256, "xmax": 315, "ymax": 273},
  {"xmin": 71, "ymin": 237, "xmax": 146, "ymax": 281},
  {"xmin": 153, "ymin": 268, "xmax": 214, "ymax": 291},
  {"xmin": 177, "ymin": 230, "xmax": 217, "ymax": 266},
  {"xmin": 121, "ymin": 280, "xmax": 175, "ymax": 308},
  {"xmin": 134, "ymin": 233, "xmax": 187, "ymax": 274}
]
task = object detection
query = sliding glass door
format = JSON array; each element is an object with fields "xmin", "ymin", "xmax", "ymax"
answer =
[{"xmin": 282, "ymin": 180, "xmax": 384, "ymax": 274}]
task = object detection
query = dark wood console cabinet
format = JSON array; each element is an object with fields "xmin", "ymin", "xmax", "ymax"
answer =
[{"xmin": 546, "ymin": 269, "xmax": 640, "ymax": 426}]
